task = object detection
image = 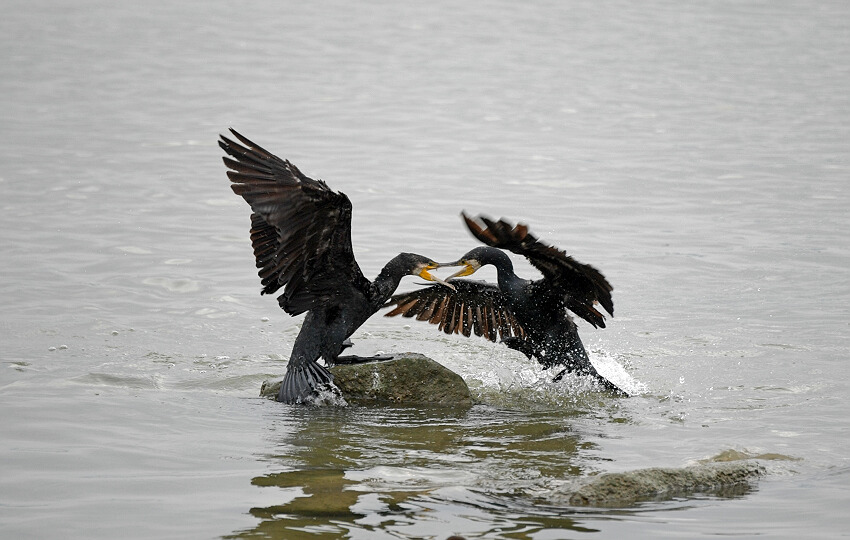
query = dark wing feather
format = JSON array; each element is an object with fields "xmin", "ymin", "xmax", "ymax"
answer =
[
  {"xmin": 462, "ymin": 212, "xmax": 613, "ymax": 328},
  {"xmin": 384, "ymin": 280, "xmax": 526, "ymax": 342},
  {"xmin": 221, "ymin": 129, "xmax": 369, "ymax": 315}
]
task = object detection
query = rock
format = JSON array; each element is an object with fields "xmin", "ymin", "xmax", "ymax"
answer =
[
  {"xmin": 260, "ymin": 353, "xmax": 473, "ymax": 406},
  {"xmin": 564, "ymin": 461, "xmax": 766, "ymax": 507},
  {"xmin": 259, "ymin": 379, "xmax": 282, "ymax": 399}
]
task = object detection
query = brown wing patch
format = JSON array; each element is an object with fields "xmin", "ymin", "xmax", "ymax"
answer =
[{"xmin": 384, "ymin": 280, "xmax": 526, "ymax": 344}]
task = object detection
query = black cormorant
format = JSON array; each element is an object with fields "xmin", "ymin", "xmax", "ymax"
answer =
[
  {"xmin": 220, "ymin": 129, "xmax": 447, "ymax": 404},
  {"xmin": 385, "ymin": 212, "xmax": 627, "ymax": 396}
]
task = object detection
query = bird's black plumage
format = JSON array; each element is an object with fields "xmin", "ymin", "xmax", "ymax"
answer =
[
  {"xmin": 385, "ymin": 213, "xmax": 627, "ymax": 396},
  {"xmin": 221, "ymin": 129, "xmax": 442, "ymax": 404}
]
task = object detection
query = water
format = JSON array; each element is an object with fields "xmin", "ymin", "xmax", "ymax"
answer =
[{"xmin": 1, "ymin": 0, "xmax": 849, "ymax": 538}]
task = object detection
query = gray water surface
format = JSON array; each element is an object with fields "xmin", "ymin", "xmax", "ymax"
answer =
[{"xmin": 2, "ymin": 1, "xmax": 849, "ymax": 538}]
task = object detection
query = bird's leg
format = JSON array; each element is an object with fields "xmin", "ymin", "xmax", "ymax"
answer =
[
  {"xmin": 551, "ymin": 364, "xmax": 629, "ymax": 397},
  {"xmin": 328, "ymin": 339, "xmax": 394, "ymax": 365},
  {"xmin": 597, "ymin": 376, "xmax": 630, "ymax": 397},
  {"xmin": 552, "ymin": 368, "xmax": 568, "ymax": 382},
  {"xmin": 332, "ymin": 354, "xmax": 395, "ymax": 365}
]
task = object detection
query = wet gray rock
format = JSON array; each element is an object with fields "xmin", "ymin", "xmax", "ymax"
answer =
[
  {"xmin": 260, "ymin": 353, "xmax": 473, "ymax": 406},
  {"xmin": 564, "ymin": 461, "xmax": 766, "ymax": 507}
]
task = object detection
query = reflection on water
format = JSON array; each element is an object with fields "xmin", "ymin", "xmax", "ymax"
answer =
[
  {"xmin": 228, "ymin": 403, "xmax": 776, "ymax": 538},
  {"xmin": 231, "ymin": 405, "xmax": 592, "ymax": 538}
]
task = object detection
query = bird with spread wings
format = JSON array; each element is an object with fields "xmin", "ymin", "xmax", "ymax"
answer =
[
  {"xmin": 221, "ymin": 129, "xmax": 448, "ymax": 404},
  {"xmin": 385, "ymin": 213, "xmax": 627, "ymax": 396}
]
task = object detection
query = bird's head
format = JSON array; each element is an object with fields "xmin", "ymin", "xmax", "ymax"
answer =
[
  {"xmin": 400, "ymin": 253, "xmax": 455, "ymax": 290},
  {"xmin": 439, "ymin": 246, "xmax": 492, "ymax": 279}
]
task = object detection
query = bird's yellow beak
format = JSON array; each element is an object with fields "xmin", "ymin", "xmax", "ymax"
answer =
[
  {"xmin": 418, "ymin": 264, "xmax": 438, "ymax": 282},
  {"xmin": 418, "ymin": 263, "xmax": 456, "ymax": 290},
  {"xmin": 446, "ymin": 260, "xmax": 479, "ymax": 280}
]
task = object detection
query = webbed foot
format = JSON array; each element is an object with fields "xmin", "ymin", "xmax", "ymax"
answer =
[{"xmin": 333, "ymin": 354, "xmax": 395, "ymax": 365}]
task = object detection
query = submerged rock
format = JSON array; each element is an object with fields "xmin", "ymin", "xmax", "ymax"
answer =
[
  {"xmin": 564, "ymin": 461, "xmax": 766, "ymax": 507},
  {"xmin": 260, "ymin": 353, "xmax": 472, "ymax": 406}
]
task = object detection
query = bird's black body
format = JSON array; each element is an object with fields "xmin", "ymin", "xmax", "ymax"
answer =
[
  {"xmin": 220, "ymin": 129, "xmax": 440, "ymax": 404},
  {"xmin": 386, "ymin": 214, "xmax": 627, "ymax": 396}
]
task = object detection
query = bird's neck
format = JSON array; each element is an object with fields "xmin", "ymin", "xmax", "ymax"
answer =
[
  {"xmin": 487, "ymin": 250, "xmax": 523, "ymax": 292},
  {"xmin": 370, "ymin": 256, "xmax": 411, "ymax": 307}
]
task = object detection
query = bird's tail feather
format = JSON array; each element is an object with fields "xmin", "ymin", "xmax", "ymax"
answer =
[{"xmin": 277, "ymin": 361, "xmax": 344, "ymax": 405}]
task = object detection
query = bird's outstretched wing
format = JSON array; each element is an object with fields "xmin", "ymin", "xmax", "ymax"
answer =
[
  {"xmin": 462, "ymin": 212, "xmax": 613, "ymax": 328},
  {"xmin": 384, "ymin": 280, "xmax": 526, "ymax": 342},
  {"xmin": 221, "ymin": 129, "xmax": 369, "ymax": 315}
]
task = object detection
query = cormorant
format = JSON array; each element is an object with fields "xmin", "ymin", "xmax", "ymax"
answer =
[
  {"xmin": 220, "ymin": 129, "xmax": 448, "ymax": 404},
  {"xmin": 385, "ymin": 212, "xmax": 628, "ymax": 396}
]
